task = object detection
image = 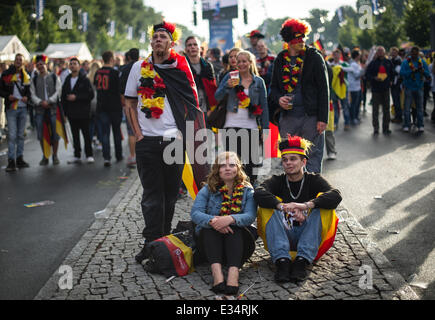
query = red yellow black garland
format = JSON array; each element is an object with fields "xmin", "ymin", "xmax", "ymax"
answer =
[
  {"xmin": 137, "ymin": 50, "xmax": 176, "ymax": 119},
  {"xmin": 234, "ymin": 85, "xmax": 262, "ymax": 116},
  {"xmin": 219, "ymin": 183, "xmax": 245, "ymax": 216},
  {"xmin": 407, "ymin": 57, "xmax": 423, "ymax": 81},
  {"xmin": 282, "ymin": 46, "xmax": 306, "ymax": 93}
]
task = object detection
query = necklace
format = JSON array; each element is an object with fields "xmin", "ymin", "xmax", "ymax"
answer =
[{"xmin": 285, "ymin": 174, "xmax": 305, "ymax": 200}]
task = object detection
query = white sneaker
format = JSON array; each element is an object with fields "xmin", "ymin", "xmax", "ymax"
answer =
[
  {"xmin": 328, "ymin": 153, "xmax": 337, "ymax": 160},
  {"xmin": 417, "ymin": 127, "xmax": 424, "ymax": 132},
  {"xmin": 67, "ymin": 157, "xmax": 81, "ymax": 164},
  {"xmin": 86, "ymin": 156, "xmax": 95, "ymax": 164},
  {"xmin": 403, "ymin": 127, "xmax": 409, "ymax": 132}
]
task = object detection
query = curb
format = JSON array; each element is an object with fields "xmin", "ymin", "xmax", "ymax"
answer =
[{"xmin": 34, "ymin": 170, "xmax": 138, "ymax": 300}]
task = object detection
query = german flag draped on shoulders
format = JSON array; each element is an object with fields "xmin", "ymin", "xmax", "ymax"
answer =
[{"xmin": 153, "ymin": 49, "xmax": 210, "ymax": 199}]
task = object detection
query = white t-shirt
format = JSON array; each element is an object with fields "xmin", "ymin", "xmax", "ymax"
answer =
[
  {"xmin": 70, "ymin": 76, "xmax": 78, "ymax": 90},
  {"xmin": 224, "ymin": 89, "xmax": 258, "ymax": 129},
  {"xmin": 124, "ymin": 60, "xmax": 178, "ymax": 138}
]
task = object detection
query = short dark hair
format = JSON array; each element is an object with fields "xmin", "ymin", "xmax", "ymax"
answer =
[
  {"xmin": 185, "ymin": 36, "xmax": 198, "ymax": 46},
  {"xmin": 411, "ymin": 46, "xmax": 420, "ymax": 53},
  {"xmin": 102, "ymin": 51, "xmax": 114, "ymax": 64},
  {"xmin": 222, "ymin": 53, "xmax": 229, "ymax": 65},
  {"xmin": 69, "ymin": 57, "xmax": 80, "ymax": 65},
  {"xmin": 351, "ymin": 49, "xmax": 360, "ymax": 60},
  {"xmin": 210, "ymin": 48, "xmax": 221, "ymax": 60},
  {"xmin": 128, "ymin": 48, "xmax": 139, "ymax": 61}
]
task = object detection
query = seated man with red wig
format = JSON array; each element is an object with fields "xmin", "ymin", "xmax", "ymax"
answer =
[{"xmin": 254, "ymin": 135, "xmax": 342, "ymax": 283}]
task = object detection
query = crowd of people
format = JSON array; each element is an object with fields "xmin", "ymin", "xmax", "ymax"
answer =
[{"xmin": 0, "ymin": 17, "xmax": 434, "ymax": 298}]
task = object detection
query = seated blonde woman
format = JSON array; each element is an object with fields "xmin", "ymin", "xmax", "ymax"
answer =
[{"xmin": 190, "ymin": 151, "xmax": 257, "ymax": 296}]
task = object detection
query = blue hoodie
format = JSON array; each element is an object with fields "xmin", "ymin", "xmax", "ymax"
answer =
[{"xmin": 400, "ymin": 57, "xmax": 430, "ymax": 91}]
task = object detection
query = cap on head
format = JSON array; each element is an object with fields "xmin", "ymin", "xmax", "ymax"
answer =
[
  {"xmin": 148, "ymin": 21, "xmax": 181, "ymax": 42},
  {"xmin": 33, "ymin": 54, "xmax": 48, "ymax": 64},
  {"xmin": 279, "ymin": 135, "xmax": 313, "ymax": 159},
  {"xmin": 247, "ymin": 30, "xmax": 265, "ymax": 39}
]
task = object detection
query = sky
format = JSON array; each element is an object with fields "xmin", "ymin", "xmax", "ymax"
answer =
[{"xmin": 144, "ymin": 0, "xmax": 357, "ymax": 40}]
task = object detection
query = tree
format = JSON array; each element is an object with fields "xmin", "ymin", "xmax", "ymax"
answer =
[
  {"xmin": 6, "ymin": 3, "xmax": 37, "ymax": 52},
  {"xmin": 338, "ymin": 18, "xmax": 359, "ymax": 48},
  {"xmin": 403, "ymin": 0, "xmax": 433, "ymax": 48},
  {"xmin": 357, "ymin": 29, "xmax": 375, "ymax": 50},
  {"xmin": 374, "ymin": 5, "xmax": 403, "ymax": 49}
]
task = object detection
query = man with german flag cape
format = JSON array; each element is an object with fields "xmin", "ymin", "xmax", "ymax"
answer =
[
  {"xmin": 254, "ymin": 135, "xmax": 342, "ymax": 283},
  {"xmin": 30, "ymin": 55, "xmax": 65, "ymax": 166},
  {"xmin": 124, "ymin": 21, "xmax": 208, "ymax": 264}
]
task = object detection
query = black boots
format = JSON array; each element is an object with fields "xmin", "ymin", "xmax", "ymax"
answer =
[
  {"xmin": 289, "ymin": 256, "xmax": 310, "ymax": 282},
  {"xmin": 16, "ymin": 156, "xmax": 29, "ymax": 168},
  {"xmin": 135, "ymin": 243, "xmax": 151, "ymax": 264},
  {"xmin": 5, "ymin": 159, "xmax": 16, "ymax": 172},
  {"xmin": 274, "ymin": 258, "xmax": 291, "ymax": 283}
]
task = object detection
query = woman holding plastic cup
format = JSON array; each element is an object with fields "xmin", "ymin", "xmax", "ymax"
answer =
[{"xmin": 215, "ymin": 50, "xmax": 269, "ymax": 185}]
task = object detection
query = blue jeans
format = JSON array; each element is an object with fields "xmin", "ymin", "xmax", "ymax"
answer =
[
  {"xmin": 332, "ymin": 90, "xmax": 351, "ymax": 126},
  {"xmin": 98, "ymin": 111, "xmax": 123, "ymax": 161},
  {"xmin": 6, "ymin": 107, "xmax": 27, "ymax": 160},
  {"xmin": 266, "ymin": 208, "xmax": 322, "ymax": 264},
  {"xmin": 404, "ymin": 88, "xmax": 424, "ymax": 128},
  {"xmin": 350, "ymin": 90, "xmax": 361, "ymax": 123}
]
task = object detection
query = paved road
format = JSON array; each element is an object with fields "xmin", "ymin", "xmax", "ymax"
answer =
[
  {"xmin": 0, "ymin": 123, "xmax": 134, "ymax": 300},
  {"xmin": 323, "ymin": 104, "xmax": 435, "ymax": 299}
]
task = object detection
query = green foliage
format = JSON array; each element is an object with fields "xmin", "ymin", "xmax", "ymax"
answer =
[
  {"xmin": 373, "ymin": 5, "xmax": 403, "ymax": 49},
  {"xmin": 403, "ymin": 0, "xmax": 434, "ymax": 48},
  {"xmin": 6, "ymin": 3, "xmax": 37, "ymax": 52}
]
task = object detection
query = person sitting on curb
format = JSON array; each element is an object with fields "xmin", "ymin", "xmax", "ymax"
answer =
[
  {"xmin": 254, "ymin": 135, "xmax": 342, "ymax": 283},
  {"xmin": 190, "ymin": 151, "xmax": 257, "ymax": 297}
]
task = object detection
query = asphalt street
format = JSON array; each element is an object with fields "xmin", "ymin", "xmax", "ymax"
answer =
[
  {"xmin": 0, "ymin": 122, "xmax": 134, "ymax": 300},
  {"xmin": 322, "ymin": 103, "xmax": 435, "ymax": 299}
]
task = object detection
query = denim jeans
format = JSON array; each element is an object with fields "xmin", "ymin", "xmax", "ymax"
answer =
[
  {"xmin": 98, "ymin": 111, "xmax": 123, "ymax": 161},
  {"xmin": 349, "ymin": 90, "xmax": 361, "ymax": 124},
  {"xmin": 6, "ymin": 107, "xmax": 27, "ymax": 160},
  {"xmin": 265, "ymin": 208, "xmax": 322, "ymax": 263},
  {"xmin": 279, "ymin": 114, "xmax": 324, "ymax": 174},
  {"xmin": 404, "ymin": 88, "xmax": 424, "ymax": 129},
  {"xmin": 331, "ymin": 90, "xmax": 351, "ymax": 126}
]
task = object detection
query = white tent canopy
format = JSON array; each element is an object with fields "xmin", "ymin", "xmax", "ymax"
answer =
[
  {"xmin": 44, "ymin": 42, "xmax": 93, "ymax": 61},
  {"xmin": 0, "ymin": 35, "xmax": 31, "ymax": 62}
]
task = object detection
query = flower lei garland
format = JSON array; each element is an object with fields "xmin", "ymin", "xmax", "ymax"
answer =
[
  {"xmin": 219, "ymin": 183, "xmax": 245, "ymax": 216},
  {"xmin": 407, "ymin": 57, "xmax": 423, "ymax": 80},
  {"xmin": 137, "ymin": 50, "xmax": 176, "ymax": 119},
  {"xmin": 282, "ymin": 46, "xmax": 306, "ymax": 93},
  {"xmin": 234, "ymin": 85, "xmax": 263, "ymax": 116}
]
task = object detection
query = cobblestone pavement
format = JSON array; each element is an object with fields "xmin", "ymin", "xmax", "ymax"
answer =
[{"xmin": 35, "ymin": 160, "xmax": 419, "ymax": 300}]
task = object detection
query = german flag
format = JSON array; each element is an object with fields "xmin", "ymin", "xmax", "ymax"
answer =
[
  {"xmin": 56, "ymin": 105, "xmax": 68, "ymax": 149},
  {"xmin": 264, "ymin": 122, "xmax": 281, "ymax": 159},
  {"xmin": 42, "ymin": 110, "xmax": 52, "ymax": 159},
  {"xmin": 313, "ymin": 39, "xmax": 324, "ymax": 51},
  {"xmin": 257, "ymin": 195, "xmax": 339, "ymax": 261},
  {"xmin": 154, "ymin": 49, "xmax": 209, "ymax": 200}
]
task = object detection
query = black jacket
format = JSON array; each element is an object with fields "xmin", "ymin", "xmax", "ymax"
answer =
[
  {"xmin": 0, "ymin": 66, "xmax": 31, "ymax": 110},
  {"xmin": 269, "ymin": 47, "xmax": 330, "ymax": 124},
  {"xmin": 366, "ymin": 58, "xmax": 394, "ymax": 92},
  {"xmin": 61, "ymin": 74, "xmax": 94, "ymax": 119},
  {"xmin": 254, "ymin": 172, "xmax": 342, "ymax": 210}
]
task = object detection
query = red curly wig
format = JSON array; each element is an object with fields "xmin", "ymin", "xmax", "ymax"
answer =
[{"xmin": 280, "ymin": 19, "xmax": 311, "ymax": 44}]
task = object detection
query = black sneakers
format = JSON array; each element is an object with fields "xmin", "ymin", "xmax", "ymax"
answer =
[
  {"xmin": 274, "ymin": 258, "xmax": 291, "ymax": 283},
  {"xmin": 289, "ymin": 256, "xmax": 310, "ymax": 282},
  {"xmin": 16, "ymin": 156, "xmax": 29, "ymax": 168},
  {"xmin": 5, "ymin": 159, "xmax": 17, "ymax": 172}
]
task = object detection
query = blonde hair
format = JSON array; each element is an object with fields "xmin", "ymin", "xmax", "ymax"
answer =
[
  {"xmin": 225, "ymin": 47, "xmax": 242, "ymax": 72},
  {"xmin": 87, "ymin": 61, "xmax": 102, "ymax": 84},
  {"xmin": 236, "ymin": 50, "xmax": 259, "ymax": 76},
  {"xmin": 206, "ymin": 151, "xmax": 252, "ymax": 193}
]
